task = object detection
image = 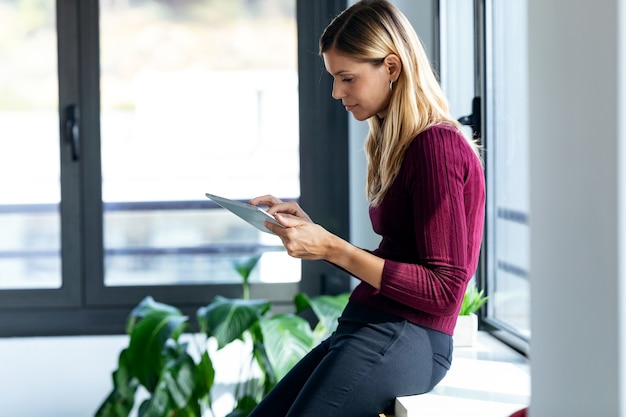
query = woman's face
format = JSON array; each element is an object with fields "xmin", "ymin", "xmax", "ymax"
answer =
[{"xmin": 323, "ymin": 49, "xmax": 395, "ymax": 121}]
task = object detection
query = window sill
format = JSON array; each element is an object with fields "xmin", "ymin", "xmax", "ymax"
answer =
[{"xmin": 394, "ymin": 331, "xmax": 530, "ymax": 417}]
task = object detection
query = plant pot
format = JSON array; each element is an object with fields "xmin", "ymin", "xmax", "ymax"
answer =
[{"xmin": 453, "ymin": 313, "xmax": 478, "ymax": 347}]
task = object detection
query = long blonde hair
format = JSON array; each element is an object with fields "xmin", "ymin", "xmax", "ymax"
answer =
[{"xmin": 320, "ymin": 0, "xmax": 480, "ymax": 206}]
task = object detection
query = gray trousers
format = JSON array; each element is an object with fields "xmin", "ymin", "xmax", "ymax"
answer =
[{"xmin": 248, "ymin": 301, "xmax": 453, "ymax": 417}]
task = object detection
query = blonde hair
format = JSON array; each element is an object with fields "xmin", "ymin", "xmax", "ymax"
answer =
[{"xmin": 320, "ymin": 0, "xmax": 480, "ymax": 206}]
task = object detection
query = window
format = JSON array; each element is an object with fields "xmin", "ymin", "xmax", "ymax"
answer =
[
  {"xmin": 482, "ymin": 0, "xmax": 530, "ymax": 350},
  {"xmin": 0, "ymin": 0, "xmax": 353, "ymax": 337},
  {"xmin": 440, "ymin": 0, "xmax": 530, "ymax": 353},
  {"xmin": 98, "ymin": 0, "xmax": 300, "ymax": 289},
  {"xmin": 0, "ymin": 1, "xmax": 61, "ymax": 291}
]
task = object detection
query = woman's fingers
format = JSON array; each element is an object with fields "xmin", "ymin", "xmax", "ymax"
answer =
[
  {"xmin": 264, "ymin": 213, "xmax": 302, "ymax": 235},
  {"xmin": 265, "ymin": 216, "xmax": 330, "ymax": 260},
  {"xmin": 270, "ymin": 203, "xmax": 311, "ymax": 221},
  {"xmin": 250, "ymin": 195, "xmax": 312, "ymax": 222},
  {"xmin": 274, "ymin": 212, "xmax": 304, "ymax": 227},
  {"xmin": 249, "ymin": 195, "xmax": 283, "ymax": 208}
]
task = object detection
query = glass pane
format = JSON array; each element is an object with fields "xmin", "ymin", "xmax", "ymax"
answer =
[
  {"xmin": 100, "ymin": 0, "xmax": 300, "ymax": 286},
  {"xmin": 440, "ymin": 0, "xmax": 475, "ymax": 126},
  {"xmin": 0, "ymin": 1, "xmax": 61, "ymax": 289},
  {"xmin": 486, "ymin": 0, "xmax": 530, "ymax": 338}
]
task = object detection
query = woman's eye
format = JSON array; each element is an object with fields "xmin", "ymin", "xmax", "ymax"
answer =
[{"xmin": 342, "ymin": 78, "xmax": 353, "ymax": 83}]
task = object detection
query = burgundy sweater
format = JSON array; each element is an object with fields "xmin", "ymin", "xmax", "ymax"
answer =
[{"xmin": 350, "ymin": 124, "xmax": 486, "ymax": 335}]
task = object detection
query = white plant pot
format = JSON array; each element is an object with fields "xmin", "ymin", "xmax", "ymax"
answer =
[{"xmin": 453, "ymin": 313, "xmax": 478, "ymax": 347}]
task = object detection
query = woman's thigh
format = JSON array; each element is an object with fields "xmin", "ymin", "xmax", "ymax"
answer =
[{"xmin": 284, "ymin": 318, "xmax": 449, "ymax": 417}]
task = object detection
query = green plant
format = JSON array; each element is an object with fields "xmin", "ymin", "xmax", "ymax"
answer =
[
  {"xmin": 232, "ymin": 255, "xmax": 261, "ymax": 301},
  {"xmin": 95, "ymin": 254, "xmax": 349, "ymax": 417},
  {"xmin": 459, "ymin": 283, "xmax": 488, "ymax": 316}
]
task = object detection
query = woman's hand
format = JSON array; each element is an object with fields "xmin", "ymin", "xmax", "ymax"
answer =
[
  {"xmin": 249, "ymin": 195, "xmax": 312, "ymax": 222},
  {"xmin": 249, "ymin": 195, "xmax": 331, "ymax": 260},
  {"xmin": 250, "ymin": 194, "xmax": 384, "ymax": 289}
]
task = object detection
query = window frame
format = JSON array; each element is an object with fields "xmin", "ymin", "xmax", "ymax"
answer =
[
  {"xmin": 475, "ymin": 0, "xmax": 530, "ymax": 356},
  {"xmin": 0, "ymin": 0, "xmax": 350, "ymax": 337}
]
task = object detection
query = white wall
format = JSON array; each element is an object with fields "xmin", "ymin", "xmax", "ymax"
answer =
[
  {"xmin": 0, "ymin": 334, "xmax": 250, "ymax": 417},
  {"xmin": 528, "ymin": 0, "xmax": 626, "ymax": 415},
  {"xmin": 0, "ymin": 335, "xmax": 128, "ymax": 417}
]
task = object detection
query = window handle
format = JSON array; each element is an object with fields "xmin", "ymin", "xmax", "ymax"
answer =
[
  {"xmin": 64, "ymin": 104, "xmax": 80, "ymax": 161},
  {"xmin": 458, "ymin": 96, "xmax": 481, "ymax": 139}
]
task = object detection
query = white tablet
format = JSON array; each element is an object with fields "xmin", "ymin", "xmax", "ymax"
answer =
[{"xmin": 205, "ymin": 193, "xmax": 282, "ymax": 234}]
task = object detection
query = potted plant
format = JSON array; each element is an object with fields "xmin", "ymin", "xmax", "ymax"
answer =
[
  {"xmin": 453, "ymin": 283, "xmax": 488, "ymax": 347},
  {"xmin": 95, "ymin": 254, "xmax": 349, "ymax": 417}
]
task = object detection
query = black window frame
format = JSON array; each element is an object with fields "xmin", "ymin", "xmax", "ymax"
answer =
[
  {"xmin": 0, "ymin": 0, "xmax": 349, "ymax": 337},
  {"xmin": 474, "ymin": 0, "xmax": 531, "ymax": 356}
]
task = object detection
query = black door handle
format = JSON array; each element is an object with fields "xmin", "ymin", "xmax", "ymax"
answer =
[
  {"xmin": 64, "ymin": 104, "xmax": 80, "ymax": 161},
  {"xmin": 458, "ymin": 96, "xmax": 481, "ymax": 139}
]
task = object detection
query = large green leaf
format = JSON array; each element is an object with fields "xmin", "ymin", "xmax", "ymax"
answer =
[
  {"xmin": 138, "ymin": 378, "xmax": 171, "ymax": 417},
  {"xmin": 94, "ymin": 389, "xmax": 135, "ymax": 417},
  {"xmin": 94, "ymin": 369, "xmax": 138, "ymax": 417},
  {"xmin": 136, "ymin": 341, "xmax": 206, "ymax": 417},
  {"xmin": 259, "ymin": 314, "xmax": 314, "ymax": 381},
  {"xmin": 250, "ymin": 323, "xmax": 277, "ymax": 395},
  {"xmin": 162, "ymin": 341, "xmax": 197, "ymax": 409},
  {"xmin": 126, "ymin": 296, "xmax": 185, "ymax": 334},
  {"xmin": 125, "ymin": 300, "xmax": 189, "ymax": 391},
  {"xmin": 194, "ymin": 351, "xmax": 215, "ymax": 401},
  {"xmin": 94, "ymin": 348, "xmax": 139, "ymax": 417},
  {"xmin": 294, "ymin": 293, "xmax": 349, "ymax": 341},
  {"xmin": 114, "ymin": 349, "xmax": 139, "ymax": 399},
  {"xmin": 197, "ymin": 296, "xmax": 271, "ymax": 349}
]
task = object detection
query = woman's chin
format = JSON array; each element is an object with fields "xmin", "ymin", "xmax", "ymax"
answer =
[{"xmin": 351, "ymin": 111, "xmax": 371, "ymax": 122}]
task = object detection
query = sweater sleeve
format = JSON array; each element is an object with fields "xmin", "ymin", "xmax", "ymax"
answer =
[{"xmin": 376, "ymin": 127, "xmax": 483, "ymax": 316}]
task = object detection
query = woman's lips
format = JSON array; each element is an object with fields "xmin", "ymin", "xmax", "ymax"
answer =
[{"xmin": 344, "ymin": 104, "xmax": 356, "ymax": 112}]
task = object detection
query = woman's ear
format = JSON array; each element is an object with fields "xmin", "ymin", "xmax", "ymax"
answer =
[{"xmin": 384, "ymin": 54, "xmax": 402, "ymax": 82}]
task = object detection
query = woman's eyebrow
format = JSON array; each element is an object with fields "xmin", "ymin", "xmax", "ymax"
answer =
[{"xmin": 330, "ymin": 69, "xmax": 352, "ymax": 76}]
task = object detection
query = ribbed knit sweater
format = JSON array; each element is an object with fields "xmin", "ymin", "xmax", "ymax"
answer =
[{"xmin": 350, "ymin": 124, "xmax": 486, "ymax": 335}]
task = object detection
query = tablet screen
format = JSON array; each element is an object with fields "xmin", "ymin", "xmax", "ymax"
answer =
[{"xmin": 205, "ymin": 193, "xmax": 282, "ymax": 234}]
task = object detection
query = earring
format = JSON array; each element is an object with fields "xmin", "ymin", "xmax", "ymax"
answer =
[{"xmin": 389, "ymin": 80, "xmax": 393, "ymax": 91}]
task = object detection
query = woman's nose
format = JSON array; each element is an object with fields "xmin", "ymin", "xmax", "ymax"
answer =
[{"xmin": 331, "ymin": 81, "xmax": 344, "ymax": 100}]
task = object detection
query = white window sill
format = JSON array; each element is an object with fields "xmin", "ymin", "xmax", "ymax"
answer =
[{"xmin": 394, "ymin": 332, "xmax": 530, "ymax": 417}]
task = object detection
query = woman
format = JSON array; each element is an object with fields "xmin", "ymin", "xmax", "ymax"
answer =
[{"xmin": 248, "ymin": 0, "xmax": 485, "ymax": 415}]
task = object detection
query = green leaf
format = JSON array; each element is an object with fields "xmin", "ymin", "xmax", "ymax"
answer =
[
  {"xmin": 114, "ymin": 349, "xmax": 138, "ymax": 399},
  {"xmin": 125, "ymin": 303, "xmax": 189, "ymax": 391},
  {"xmin": 170, "ymin": 406, "xmax": 200, "ymax": 417},
  {"xmin": 165, "ymin": 371, "xmax": 187, "ymax": 409},
  {"xmin": 94, "ymin": 369, "xmax": 138, "ymax": 417},
  {"xmin": 197, "ymin": 296, "xmax": 271, "ymax": 349},
  {"xmin": 161, "ymin": 342, "xmax": 197, "ymax": 409},
  {"xmin": 94, "ymin": 348, "xmax": 139, "ymax": 417},
  {"xmin": 126, "ymin": 296, "xmax": 184, "ymax": 334},
  {"xmin": 138, "ymin": 377, "xmax": 172, "ymax": 417},
  {"xmin": 232, "ymin": 255, "xmax": 262, "ymax": 300},
  {"xmin": 259, "ymin": 314, "xmax": 314, "ymax": 381},
  {"xmin": 459, "ymin": 283, "xmax": 489, "ymax": 315},
  {"xmin": 232, "ymin": 255, "xmax": 262, "ymax": 281},
  {"xmin": 194, "ymin": 351, "xmax": 215, "ymax": 400},
  {"xmin": 294, "ymin": 292, "xmax": 349, "ymax": 342},
  {"xmin": 225, "ymin": 395, "xmax": 259, "ymax": 417},
  {"xmin": 245, "ymin": 322, "xmax": 277, "ymax": 396},
  {"xmin": 94, "ymin": 393, "xmax": 130, "ymax": 417},
  {"xmin": 293, "ymin": 292, "xmax": 311, "ymax": 314}
]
